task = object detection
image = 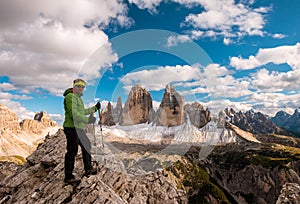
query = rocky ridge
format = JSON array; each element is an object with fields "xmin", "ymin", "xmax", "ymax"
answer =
[
  {"xmin": 276, "ymin": 109, "xmax": 300, "ymax": 134},
  {"xmin": 270, "ymin": 108, "xmax": 300, "ymax": 136},
  {"xmin": 224, "ymin": 108, "xmax": 280, "ymax": 134},
  {"xmin": 271, "ymin": 111, "xmax": 292, "ymax": 128},
  {"xmin": 0, "ymin": 104, "xmax": 58, "ymax": 164},
  {"xmin": 0, "ymin": 129, "xmax": 188, "ymax": 203}
]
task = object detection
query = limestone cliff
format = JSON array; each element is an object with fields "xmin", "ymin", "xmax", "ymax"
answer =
[
  {"xmin": 121, "ymin": 85, "xmax": 154, "ymax": 125},
  {"xmin": 156, "ymin": 84, "xmax": 184, "ymax": 127}
]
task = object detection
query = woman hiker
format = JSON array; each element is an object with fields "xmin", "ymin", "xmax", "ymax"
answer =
[{"xmin": 63, "ymin": 78, "xmax": 101, "ymax": 183}]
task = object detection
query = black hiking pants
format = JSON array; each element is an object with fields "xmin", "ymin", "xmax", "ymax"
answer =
[{"xmin": 64, "ymin": 127, "xmax": 92, "ymax": 178}]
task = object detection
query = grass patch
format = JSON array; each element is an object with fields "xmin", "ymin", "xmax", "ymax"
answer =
[{"xmin": 0, "ymin": 155, "xmax": 26, "ymax": 165}]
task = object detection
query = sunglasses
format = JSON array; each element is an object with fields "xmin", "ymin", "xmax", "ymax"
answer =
[{"xmin": 76, "ymin": 85, "xmax": 85, "ymax": 89}]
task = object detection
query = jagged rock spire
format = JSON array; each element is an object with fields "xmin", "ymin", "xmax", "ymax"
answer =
[{"xmin": 121, "ymin": 85, "xmax": 154, "ymax": 125}]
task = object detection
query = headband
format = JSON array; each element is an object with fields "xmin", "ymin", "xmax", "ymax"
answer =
[{"xmin": 73, "ymin": 81, "xmax": 86, "ymax": 87}]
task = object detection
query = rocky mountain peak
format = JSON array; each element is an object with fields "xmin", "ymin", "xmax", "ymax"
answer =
[
  {"xmin": 184, "ymin": 102, "xmax": 211, "ymax": 128},
  {"xmin": 271, "ymin": 108, "xmax": 300, "ymax": 134},
  {"xmin": 100, "ymin": 102, "xmax": 116, "ymax": 126},
  {"xmin": 121, "ymin": 85, "xmax": 154, "ymax": 125},
  {"xmin": 283, "ymin": 108, "xmax": 300, "ymax": 133},
  {"xmin": 20, "ymin": 111, "xmax": 57, "ymax": 134},
  {"xmin": 156, "ymin": 84, "xmax": 184, "ymax": 127},
  {"xmin": 271, "ymin": 110, "xmax": 291, "ymax": 127}
]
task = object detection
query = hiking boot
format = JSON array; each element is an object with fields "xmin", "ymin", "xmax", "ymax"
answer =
[
  {"xmin": 83, "ymin": 167, "xmax": 97, "ymax": 177},
  {"xmin": 64, "ymin": 175, "xmax": 80, "ymax": 184}
]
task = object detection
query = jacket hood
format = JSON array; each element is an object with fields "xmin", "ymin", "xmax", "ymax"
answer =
[
  {"xmin": 63, "ymin": 88, "xmax": 83, "ymax": 97},
  {"xmin": 63, "ymin": 88, "xmax": 73, "ymax": 97}
]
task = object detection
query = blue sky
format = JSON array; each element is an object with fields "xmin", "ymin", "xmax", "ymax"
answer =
[{"xmin": 0, "ymin": 0, "xmax": 299, "ymax": 125}]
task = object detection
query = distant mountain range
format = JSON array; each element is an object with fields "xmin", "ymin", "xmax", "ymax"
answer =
[
  {"xmin": 271, "ymin": 108, "xmax": 300, "ymax": 136},
  {"xmin": 100, "ymin": 84, "xmax": 300, "ymax": 138},
  {"xmin": 223, "ymin": 107, "xmax": 300, "ymax": 138}
]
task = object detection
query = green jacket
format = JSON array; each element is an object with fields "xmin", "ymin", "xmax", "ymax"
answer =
[{"xmin": 63, "ymin": 88, "xmax": 96, "ymax": 129}]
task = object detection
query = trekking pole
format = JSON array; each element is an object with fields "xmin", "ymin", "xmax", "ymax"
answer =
[
  {"xmin": 97, "ymin": 107, "xmax": 104, "ymax": 148},
  {"xmin": 90, "ymin": 113, "xmax": 97, "ymax": 147}
]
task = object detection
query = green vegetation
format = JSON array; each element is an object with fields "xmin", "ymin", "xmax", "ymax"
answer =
[
  {"xmin": 0, "ymin": 155, "xmax": 26, "ymax": 165},
  {"xmin": 211, "ymin": 143, "xmax": 300, "ymax": 170},
  {"xmin": 167, "ymin": 159, "xmax": 230, "ymax": 204}
]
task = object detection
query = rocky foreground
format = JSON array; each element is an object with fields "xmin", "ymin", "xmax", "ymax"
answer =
[{"xmin": 1, "ymin": 128, "xmax": 300, "ymax": 203}]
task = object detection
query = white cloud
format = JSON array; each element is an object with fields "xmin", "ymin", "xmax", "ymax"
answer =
[
  {"xmin": 230, "ymin": 43, "xmax": 300, "ymax": 70},
  {"xmin": 0, "ymin": 0, "xmax": 130, "ymax": 31},
  {"xmin": 183, "ymin": 0, "xmax": 270, "ymax": 41},
  {"xmin": 120, "ymin": 63, "xmax": 250, "ymax": 100},
  {"xmin": 48, "ymin": 113, "xmax": 64, "ymax": 125},
  {"xmin": 119, "ymin": 61, "xmax": 298, "ymax": 117},
  {"xmin": 250, "ymin": 69, "xmax": 300, "ymax": 92},
  {"xmin": 166, "ymin": 35, "xmax": 191, "ymax": 47},
  {"xmin": 201, "ymin": 99, "xmax": 253, "ymax": 115},
  {"xmin": 0, "ymin": 99, "xmax": 35, "ymax": 121},
  {"xmin": 202, "ymin": 91, "xmax": 300, "ymax": 117},
  {"xmin": 127, "ymin": 0, "xmax": 272, "ymax": 44},
  {"xmin": 0, "ymin": 82, "xmax": 17, "ymax": 91},
  {"xmin": 223, "ymin": 38, "xmax": 232, "ymax": 45},
  {"xmin": 128, "ymin": 0, "xmax": 162, "ymax": 13},
  {"xmin": 245, "ymin": 92, "xmax": 300, "ymax": 116},
  {"xmin": 152, "ymin": 100, "xmax": 161, "ymax": 111},
  {"xmin": 0, "ymin": 1, "xmax": 128, "ymax": 96},
  {"xmin": 272, "ymin": 33, "xmax": 286, "ymax": 39},
  {"xmin": 0, "ymin": 92, "xmax": 32, "ymax": 100},
  {"xmin": 120, "ymin": 64, "xmax": 202, "ymax": 91}
]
